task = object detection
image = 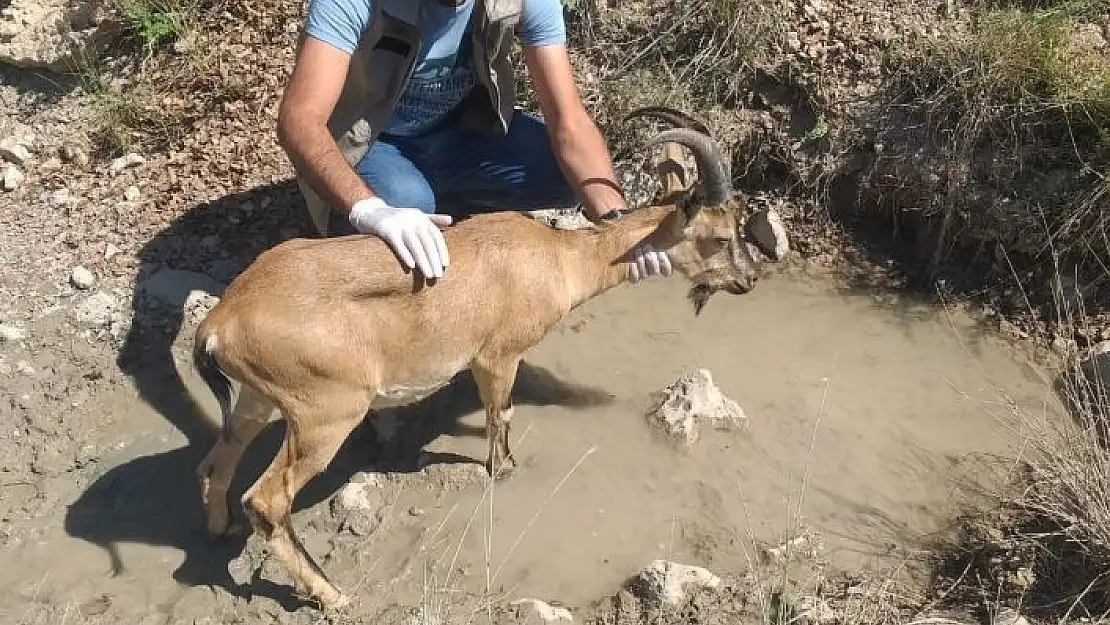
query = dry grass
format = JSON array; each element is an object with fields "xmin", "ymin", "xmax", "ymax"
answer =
[
  {"xmin": 922, "ymin": 259, "xmax": 1110, "ymax": 622},
  {"xmin": 873, "ymin": 0, "xmax": 1110, "ymax": 281}
]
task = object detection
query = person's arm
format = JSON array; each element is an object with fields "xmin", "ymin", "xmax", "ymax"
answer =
[
  {"xmin": 277, "ymin": 36, "xmax": 372, "ymax": 214},
  {"xmin": 523, "ymin": 43, "xmax": 628, "ymax": 222},
  {"xmin": 276, "ymin": 35, "xmax": 451, "ymax": 278}
]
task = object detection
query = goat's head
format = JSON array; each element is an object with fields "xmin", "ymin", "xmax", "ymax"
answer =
[{"xmin": 628, "ymin": 108, "xmax": 789, "ymax": 314}]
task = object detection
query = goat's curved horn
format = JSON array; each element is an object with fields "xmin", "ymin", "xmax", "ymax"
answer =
[
  {"xmin": 644, "ymin": 129, "xmax": 731, "ymax": 206},
  {"xmin": 624, "ymin": 106, "xmax": 712, "ymax": 136}
]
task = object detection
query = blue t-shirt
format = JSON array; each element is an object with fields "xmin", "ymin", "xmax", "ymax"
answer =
[{"xmin": 305, "ymin": 0, "xmax": 566, "ymax": 136}]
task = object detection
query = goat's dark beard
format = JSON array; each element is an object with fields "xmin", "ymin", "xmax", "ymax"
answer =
[{"xmin": 688, "ymin": 284, "xmax": 718, "ymax": 316}]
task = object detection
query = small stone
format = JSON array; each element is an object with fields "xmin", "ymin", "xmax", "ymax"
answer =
[
  {"xmin": 1052, "ymin": 334, "xmax": 1075, "ymax": 356},
  {"xmin": 3, "ymin": 165, "xmax": 24, "ymax": 190},
  {"xmin": 70, "ymin": 266, "xmax": 95, "ymax": 290},
  {"xmin": 15, "ymin": 361, "xmax": 34, "ymax": 375},
  {"xmin": 104, "ymin": 243, "xmax": 121, "ymax": 260},
  {"xmin": 408, "ymin": 506, "xmax": 424, "ymax": 517},
  {"xmin": 0, "ymin": 323, "xmax": 26, "ymax": 343},
  {"xmin": 40, "ymin": 157, "xmax": 62, "ymax": 171},
  {"xmin": 124, "ymin": 185, "xmax": 141, "ymax": 202},
  {"xmin": 511, "ymin": 598, "xmax": 574, "ymax": 623},
  {"xmin": 61, "ymin": 144, "xmax": 90, "ymax": 168},
  {"xmin": 336, "ymin": 483, "xmax": 385, "ymax": 537},
  {"xmin": 993, "ymin": 608, "xmax": 1031, "ymax": 625},
  {"xmin": 0, "ymin": 138, "xmax": 31, "ymax": 165},
  {"xmin": 334, "ymin": 481, "xmax": 374, "ymax": 511},
  {"xmin": 745, "ymin": 207, "xmax": 790, "ymax": 260},
  {"xmin": 109, "ymin": 152, "xmax": 145, "ymax": 175},
  {"xmin": 50, "ymin": 188, "xmax": 73, "ymax": 207},
  {"xmin": 183, "ymin": 290, "xmax": 220, "ymax": 327},
  {"xmin": 762, "ymin": 534, "xmax": 817, "ymax": 564},
  {"xmin": 1011, "ymin": 566, "xmax": 1036, "ymax": 590}
]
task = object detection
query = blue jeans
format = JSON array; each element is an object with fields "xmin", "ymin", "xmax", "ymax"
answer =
[{"xmin": 328, "ymin": 109, "xmax": 578, "ymax": 234}]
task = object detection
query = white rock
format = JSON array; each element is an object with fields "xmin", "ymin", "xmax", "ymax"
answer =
[
  {"xmin": 993, "ymin": 608, "xmax": 1030, "ymax": 625},
  {"xmin": 50, "ymin": 187, "xmax": 73, "ymax": 207},
  {"xmin": 511, "ymin": 598, "xmax": 574, "ymax": 623},
  {"xmin": 104, "ymin": 243, "xmax": 121, "ymax": 260},
  {"xmin": 124, "ymin": 185, "xmax": 141, "ymax": 202},
  {"xmin": 745, "ymin": 207, "xmax": 790, "ymax": 260},
  {"xmin": 646, "ymin": 369, "xmax": 748, "ymax": 445},
  {"xmin": 62, "ymin": 144, "xmax": 90, "ymax": 168},
  {"xmin": 333, "ymin": 475, "xmax": 385, "ymax": 536},
  {"xmin": 0, "ymin": 138, "xmax": 31, "ymax": 165},
  {"xmin": 762, "ymin": 534, "xmax": 818, "ymax": 564},
  {"xmin": 15, "ymin": 361, "xmax": 35, "ymax": 375},
  {"xmin": 70, "ymin": 266, "xmax": 95, "ymax": 290},
  {"xmin": 334, "ymin": 481, "xmax": 374, "ymax": 511},
  {"xmin": 3, "ymin": 165, "xmax": 24, "ymax": 190},
  {"xmin": 109, "ymin": 152, "xmax": 146, "ymax": 175},
  {"xmin": 632, "ymin": 560, "xmax": 721, "ymax": 607},
  {"xmin": 0, "ymin": 323, "xmax": 26, "ymax": 343}
]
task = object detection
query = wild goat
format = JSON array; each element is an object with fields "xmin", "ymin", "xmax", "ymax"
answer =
[{"xmin": 191, "ymin": 108, "xmax": 788, "ymax": 609}]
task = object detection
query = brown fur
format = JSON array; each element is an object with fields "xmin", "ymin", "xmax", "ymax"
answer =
[{"xmin": 190, "ymin": 128, "xmax": 782, "ymax": 610}]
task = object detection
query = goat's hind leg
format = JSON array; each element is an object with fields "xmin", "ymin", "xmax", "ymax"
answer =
[
  {"xmin": 239, "ymin": 395, "xmax": 366, "ymax": 610},
  {"xmin": 197, "ymin": 383, "xmax": 275, "ymax": 538},
  {"xmin": 472, "ymin": 354, "xmax": 521, "ymax": 480}
]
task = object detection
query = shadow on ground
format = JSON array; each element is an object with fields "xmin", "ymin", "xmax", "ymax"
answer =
[{"xmin": 64, "ymin": 180, "xmax": 616, "ymax": 610}]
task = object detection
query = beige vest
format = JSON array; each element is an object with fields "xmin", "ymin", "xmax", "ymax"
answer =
[{"xmin": 298, "ymin": 0, "xmax": 525, "ymax": 236}]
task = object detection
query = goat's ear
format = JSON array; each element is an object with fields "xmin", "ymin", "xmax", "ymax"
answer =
[{"xmin": 744, "ymin": 207, "xmax": 790, "ymax": 261}]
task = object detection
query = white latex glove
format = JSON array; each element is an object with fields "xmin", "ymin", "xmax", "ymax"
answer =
[
  {"xmin": 629, "ymin": 244, "xmax": 673, "ymax": 282},
  {"xmin": 348, "ymin": 196, "xmax": 453, "ymax": 279}
]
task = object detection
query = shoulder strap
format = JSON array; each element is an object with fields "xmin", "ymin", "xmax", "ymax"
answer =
[{"xmin": 379, "ymin": 0, "xmax": 420, "ymax": 26}]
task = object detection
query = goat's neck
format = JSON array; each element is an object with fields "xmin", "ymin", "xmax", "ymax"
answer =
[{"xmin": 562, "ymin": 204, "xmax": 676, "ymax": 308}]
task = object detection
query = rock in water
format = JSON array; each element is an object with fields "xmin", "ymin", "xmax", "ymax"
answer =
[
  {"xmin": 646, "ymin": 369, "xmax": 748, "ymax": 445},
  {"xmin": 629, "ymin": 560, "xmax": 721, "ymax": 607},
  {"xmin": 511, "ymin": 598, "xmax": 574, "ymax": 623}
]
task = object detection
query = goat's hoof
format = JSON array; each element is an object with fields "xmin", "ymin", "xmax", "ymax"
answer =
[
  {"xmin": 205, "ymin": 518, "xmax": 230, "ymax": 540},
  {"xmin": 487, "ymin": 461, "xmax": 517, "ymax": 482},
  {"xmin": 317, "ymin": 589, "xmax": 353, "ymax": 612},
  {"xmin": 207, "ymin": 519, "xmax": 248, "ymax": 541}
]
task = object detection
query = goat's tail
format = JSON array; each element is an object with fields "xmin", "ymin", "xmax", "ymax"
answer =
[{"xmin": 193, "ymin": 323, "xmax": 234, "ymax": 434}]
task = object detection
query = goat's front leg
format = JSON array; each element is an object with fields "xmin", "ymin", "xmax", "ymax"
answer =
[{"xmin": 472, "ymin": 354, "xmax": 521, "ymax": 480}]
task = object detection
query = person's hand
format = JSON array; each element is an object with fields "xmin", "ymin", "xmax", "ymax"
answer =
[
  {"xmin": 629, "ymin": 243, "xmax": 672, "ymax": 282},
  {"xmin": 348, "ymin": 196, "xmax": 453, "ymax": 279}
]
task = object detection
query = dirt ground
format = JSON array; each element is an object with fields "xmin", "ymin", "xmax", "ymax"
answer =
[{"xmin": 0, "ymin": 254, "xmax": 1067, "ymax": 624}]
